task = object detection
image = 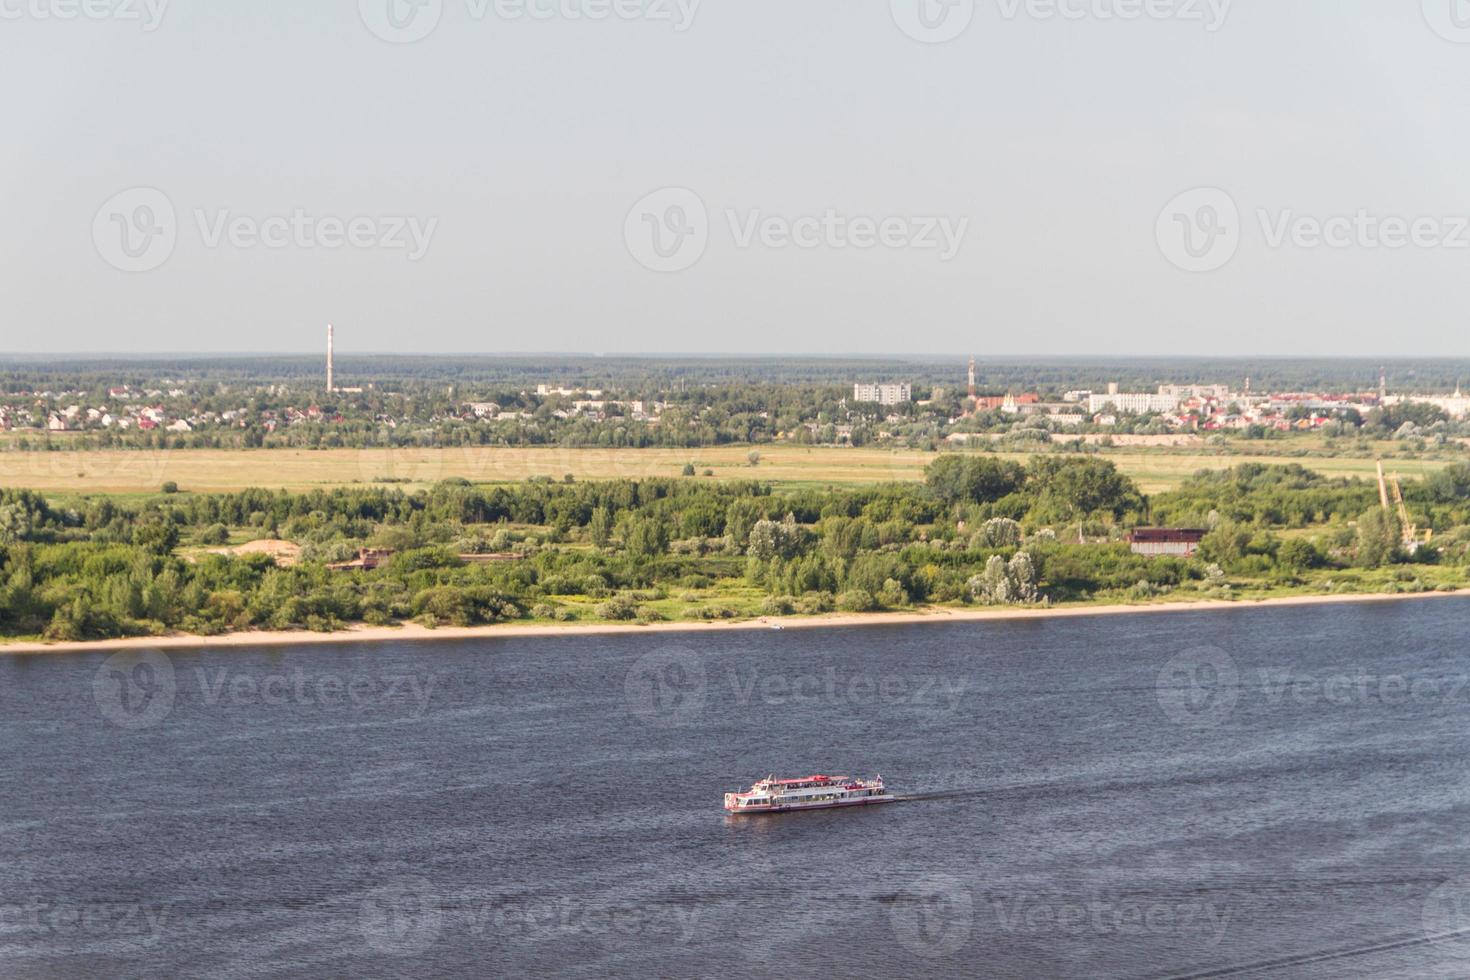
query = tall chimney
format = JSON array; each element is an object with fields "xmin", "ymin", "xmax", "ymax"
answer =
[{"xmin": 327, "ymin": 323, "xmax": 334, "ymax": 392}]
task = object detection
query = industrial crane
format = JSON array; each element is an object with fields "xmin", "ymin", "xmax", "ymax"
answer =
[{"xmin": 1376, "ymin": 460, "xmax": 1429, "ymax": 551}]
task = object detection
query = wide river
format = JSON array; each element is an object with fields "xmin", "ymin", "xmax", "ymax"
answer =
[{"xmin": 3, "ymin": 598, "xmax": 1470, "ymax": 978}]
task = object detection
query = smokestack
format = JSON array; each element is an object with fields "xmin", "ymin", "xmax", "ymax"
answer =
[{"xmin": 327, "ymin": 323, "xmax": 334, "ymax": 392}]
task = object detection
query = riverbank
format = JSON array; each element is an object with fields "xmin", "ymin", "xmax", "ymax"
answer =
[{"xmin": 3, "ymin": 588, "xmax": 1467, "ymax": 655}]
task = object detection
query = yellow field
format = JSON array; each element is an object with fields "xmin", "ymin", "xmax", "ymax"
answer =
[{"xmin": 0, "ymin": 444, "xmax": 1456, "ymax": 496}]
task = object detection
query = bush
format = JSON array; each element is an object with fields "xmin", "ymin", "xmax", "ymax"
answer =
[
  {"xmin": 836, "ymin": 589, "xmax": 877, "ymax": 613},
  {"xmin": 760, "ymin": 596, "xmax": 795, "ymax": 616},
  {"xmin": 1129, "ymin": 579, "xmax": 1169, "ymax": 600},
  {"xmin": 596, "ymin": 595, "xmax": 639, "ymax": 621},
  {"xmin": 877, "ymin": 578, "xmax": 907, "ymax": 609},
  {"xmin": 795, "ymin": 592, "xmax": 833, "ymax": 615},
  {"xmin": 198, "ymin": 524, "xmax": 230, "ymax": 546}
]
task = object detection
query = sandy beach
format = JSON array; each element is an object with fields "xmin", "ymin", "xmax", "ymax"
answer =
[{"xmin": 3, "ymin": 588, "xmax": 1466, "ymax": 656}]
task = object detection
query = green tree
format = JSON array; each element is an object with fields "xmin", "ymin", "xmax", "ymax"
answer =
[
  {"xmin": 1027, "ymin": 457, "xmax": 1143, "ymax": 524},
  {"xmin": 925, "ymin": 455, "xmax": 1025, "ymax": 506},
  {"xmin": 1278, "ymin": 538, "xmax": 1322, "ymax": 571},
  {"xmin": 589, "ymin": 507, "xmax": 613, "ymax": 548},
  {"xmin": 1356, "ymin": 508, "xmax": 1400, "ymax": 568},
  {"xmin": 623, "ymin": 516, "xmax": 669, "ymax": 558}
]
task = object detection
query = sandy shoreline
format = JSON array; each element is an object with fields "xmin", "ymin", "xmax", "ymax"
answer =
[{"xmin": 2, "ymin": 589, "xmax": 1466, "ymax": 656}]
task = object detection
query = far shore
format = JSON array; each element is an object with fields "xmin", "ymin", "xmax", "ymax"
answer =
[{"xmin": 3, "ymin": 588, "xmax": 1467, "ymax": 656}]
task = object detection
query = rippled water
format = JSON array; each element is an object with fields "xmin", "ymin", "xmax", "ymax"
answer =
[{"xmin": 3, "ymin": 597, "xmax": 1470, "ymax": 978}]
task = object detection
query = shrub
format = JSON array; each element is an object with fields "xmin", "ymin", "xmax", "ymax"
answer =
[
  {"xmin": 198, "ymin": 524, "xmax": 230, "ymax": 546},
  {"xmin": 760, "ymin": 596, "xmax": 795, "ymax": 616},
  {"xmin": 836, "ymin": 589, "xmax": 877, "ymax": 613},
  {"xmin": 596, "ymin": 595, "xmax": 639, "ymax": 621},
  {"xmin": 795, "ymin": 592, "xmax": 833, "ymax": 615}
]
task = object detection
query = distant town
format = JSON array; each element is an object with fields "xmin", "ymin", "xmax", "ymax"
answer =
[{"xmin": 3, "ymin": 337, "xmax": 1467, "ymax": 453}]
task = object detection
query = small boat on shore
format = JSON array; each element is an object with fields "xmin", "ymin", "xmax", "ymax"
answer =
[{"xmin": 723, "ymin": 774, "xmax": 894, "ymax": 814}]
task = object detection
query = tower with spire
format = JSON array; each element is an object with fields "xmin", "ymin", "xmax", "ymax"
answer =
[{"xmin": 327, "ymin": 323, "xmax": 335, "ymax": 392}]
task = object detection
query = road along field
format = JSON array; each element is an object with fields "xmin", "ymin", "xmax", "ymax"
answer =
[{"xmin": 0, "ymin": 445, "xmax": 1452, "ymax": 496}]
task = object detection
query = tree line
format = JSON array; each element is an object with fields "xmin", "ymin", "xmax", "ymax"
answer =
[{"xmin": 2, "ymin": 456, "xmax": 1467, "ymax": 642}]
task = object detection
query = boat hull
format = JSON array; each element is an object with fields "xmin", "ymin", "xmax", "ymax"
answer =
[{"xmin": 724, "ymin": 795, "xmax": 896, "ymax": 815}]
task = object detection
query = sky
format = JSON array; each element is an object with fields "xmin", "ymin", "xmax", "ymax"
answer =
[{"xmin": 3, "ymin": 1, "xmax": 1470, "ymax": 357}]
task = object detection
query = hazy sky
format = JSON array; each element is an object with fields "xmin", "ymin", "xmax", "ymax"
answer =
[{"xmin": 4, "ymin": 1, "xmax": 1470, "ymax": 356}]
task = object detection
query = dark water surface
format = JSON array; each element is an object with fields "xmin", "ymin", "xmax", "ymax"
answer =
[{"xmin": 4, "ymin": 598, "xmax": 1470, "ymax": 978}]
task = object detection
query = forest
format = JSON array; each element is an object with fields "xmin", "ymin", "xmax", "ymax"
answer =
[{"xmin": 2, "ymin": 455, "xmax": 1467, "ymax": 643}]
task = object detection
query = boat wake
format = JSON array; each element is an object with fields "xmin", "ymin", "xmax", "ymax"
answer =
[
  {"xmin": 892, "ymin": 790, "xmax": 991, "ymax": 804},
  {"xmin": 1151, "ymin": 927, "xmax": 1470, "ymax": 978}
]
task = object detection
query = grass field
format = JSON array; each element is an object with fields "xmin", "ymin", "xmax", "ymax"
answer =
[{"xmin": 0, "ymin": 444, "xmax": 1458, "ymax": 496}]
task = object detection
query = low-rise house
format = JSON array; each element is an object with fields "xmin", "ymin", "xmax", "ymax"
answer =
[
  {"xmin": 327, "ymin": 548, "xmax": 395, "ymax": 571},
  {"xmin": 1129, "ymin": 528, "xmax": 1207, "ymax": 557}
]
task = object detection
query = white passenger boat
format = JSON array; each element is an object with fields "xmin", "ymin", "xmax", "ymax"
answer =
[{"xmin": 723, "ymin": 774, "xmax": 894, "ymax": 814}]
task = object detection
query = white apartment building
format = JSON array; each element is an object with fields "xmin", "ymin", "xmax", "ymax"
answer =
[
  {"xmin": 1383, "ymin": 390, "xmax": 1470, "ymax": 419},
  {"xmin": 1087, "ymin": 391, "xmax": 1181, "ymax": 415},
  {"xmin": 853, "ymin": 383, "xmax": 913, "ymax": 406},
  {"xmin": 1158, "ymin": 384, "xmax": 1232, "ymax": 401}
]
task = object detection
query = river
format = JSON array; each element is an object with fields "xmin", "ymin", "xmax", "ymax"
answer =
[{"xmin": 2, "ymin": 598, "xmax": 1469, "ymax": 977}]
